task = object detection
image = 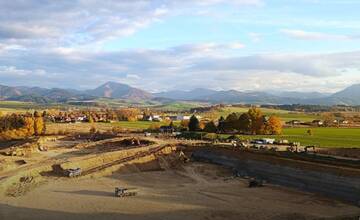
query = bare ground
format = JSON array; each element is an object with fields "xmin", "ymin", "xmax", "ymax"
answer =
[
  {"xmin": 0, "ymin": 135, "xmax": 359, "ymax": 220},
  {"xmin": 0, "ymin": 162, "xmax": 359, "ymax": 220}
]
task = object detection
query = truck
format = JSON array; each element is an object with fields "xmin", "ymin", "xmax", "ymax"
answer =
[
  {"xmin": 66, "ymin": 168, "xmax": 82, "ymax": 177},
  {"xmin": 114, "ymin": 187, "xmax": 138, "ymax": 197}
]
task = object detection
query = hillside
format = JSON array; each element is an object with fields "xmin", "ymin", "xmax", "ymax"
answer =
[{"xmin": 87, "ymin": 81, "xmax": 153, "ymax": 100}]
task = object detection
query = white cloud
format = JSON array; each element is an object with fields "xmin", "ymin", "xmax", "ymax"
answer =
[
  {"xmin": 0, "ymin": 66, "xmax": 46, "ymax": 77},
  {"xmin": 194, "ymin": 0, "xmax": 263, "ymax": 6},
  {"xmin": 248, "ymin": 32, "xmax": 262, "ymax": 42},
  {"xmin": 0, "ymin": 43, "xmax": 359, "ymax": 92},
  {"xmin": 281, "ymin": 29, "xmax": 360, "ymax": 41}
]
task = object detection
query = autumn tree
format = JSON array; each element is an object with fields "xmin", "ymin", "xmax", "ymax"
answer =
[
  {"xmin": 248, "ymin": 107, "xmax": 264, "ymax": 134},
  {"xmin": 322, "ymin": 113, "xmax": 335, "ymax": 127},
  {"xmin": 180, "ymin": 120, "xmax": 190, "ymax": 130},
  {"xmin": 116, "ymin": 108, "xmax": 140, "ymax": 121},
  {"xmin": 88, "ymin": 114, "xmax": 94, "ymax": 123},
  {"xmin": 307, "ymin": 129, "xmax": 313, "ymax": 136},
  {"xmin": 188, "ymin": 115, "xmax": 200, "ymax": 131},
  {"xmin": 23, "ymin": 115, "xmax": 35, "ymax": 136},
  {"xmin": 265, "ymin": 115, "xmax": 282, "ymax": 135},
  {"xmin": 33, "ymin": 111, "xmax": 45, "ymax": 136}
]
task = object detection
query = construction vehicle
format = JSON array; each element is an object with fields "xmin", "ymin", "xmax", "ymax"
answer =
[
  {"xmin": 67, "ymin": 168, "xmax": 82, "ymax": 177},
  {"xmin": 248, "ymin": 178, "xmax": 264, "ymax": 188},
  {"xmin": 304, "ymin": 145, "xmax": 316, "ymax": 153},
  {"xmin": 114, "ymin": 187, "xmax": 138, "ymax": 197},
  {"xmin": 179, "ymin": 151, "xmax": 190, "ymax": 163}
]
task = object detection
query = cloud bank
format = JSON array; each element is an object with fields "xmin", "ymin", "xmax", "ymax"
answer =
[{"xmin": 0, "ymin": 0, "xmax": 359, "ymax": 93}]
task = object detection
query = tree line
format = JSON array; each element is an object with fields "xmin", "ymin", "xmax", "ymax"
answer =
[
  {"xmin": 188, "ymin": 107, "xmax": 282, "ymax": 135},
  {"xmin": 0, "ymin": 111, "xmax": 46, "ymax": 140}
]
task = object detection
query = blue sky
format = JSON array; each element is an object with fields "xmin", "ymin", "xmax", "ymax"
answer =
[{"xmin": 0, "ymin": 0, "xmax": 359, "ymax": 92}]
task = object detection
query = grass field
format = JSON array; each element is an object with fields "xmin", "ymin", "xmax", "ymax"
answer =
[
  {"xmin": 280, "ymin": 127, "xmax": 360, "ymax": 148},
  {"xmin": 214, "ymin": 127, "xmax": 360, "ymax": 148},
  {"xmin": 65, "ymin": 121, "xmax": 360, "ymax": 148},
  {"xmin": 44, "ymin": 122, "xmax": 360, "ymax": 148},
  {"xmin": 0, "ymin": 101, "xmax": 38, "ymax": 113},
  {"xmin": 152, "ymin": 101, "xmax": 207, "ymax": 112},
  {"xmin": 203, "ymin": 107, "xmax": 320, "ymax": 122}
]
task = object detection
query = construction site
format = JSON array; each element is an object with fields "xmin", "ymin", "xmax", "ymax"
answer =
[{"xmin": 0, "ymin": 133, "xmax": 360, "ymax": 220}]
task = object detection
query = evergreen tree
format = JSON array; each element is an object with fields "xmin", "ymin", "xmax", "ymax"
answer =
[
  {"xmin": 238, "ymin": 113, "xmax": 251, "ymax": 133},
  {"xmin": 204, "ymin": 121, "xmax": 217, "ymax": 133},
  {"xmin": 188, "ymin": 115, "xmax": 200, "ymax": 131},
  {"xmin": 217, "ymin": 116, "xmax": 226, "ymax": 132}
]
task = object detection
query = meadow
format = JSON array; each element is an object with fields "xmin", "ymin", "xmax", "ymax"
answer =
[
  {"xmin": 279, "ymin": 127, "xmax": 360, "ymax": 148},
  {"xmin": 215, "ymin": 127, "xmax": 360, "ymax": 148},
  {"xmin": 204, "ymin": 106, "xmax": 320, "ymax": 122}
]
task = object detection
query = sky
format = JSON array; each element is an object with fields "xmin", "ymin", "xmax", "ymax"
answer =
[{"xmin": 0, "ymin": 0, "xmax": 359, "ymax": 93}]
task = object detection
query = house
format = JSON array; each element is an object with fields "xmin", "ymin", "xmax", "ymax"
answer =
[
  {"xmin": 312, "ymin": 120, "xmax": 324, "ymax": 126},
  {"xmin": 152, "ymin": 115, "xmax": 162, "ymax": 122},
  {"xmin": 286, "ymin": 120, "xmax": 301, "ymax": 126},
  {"xmin": 261, "ymin": 138, "xmax": 275, "ymax": 144},
  {"xmin": 144, "ymin": 114, "xmax": 162, "ymax": 122},
  {"xmin": 251, "ymin": 138, "xmax": 275, "ymax": 145},
  {"xmin": 143, "ymin": 115, "xmax": 153, "ymax": 121},
  {"xmin": 177, "ymin": 115, "xmax": 191, "ymax": 121},
  {"xmin": 341, "ymin": 120, "xmax": 349, "ymax": 124}
]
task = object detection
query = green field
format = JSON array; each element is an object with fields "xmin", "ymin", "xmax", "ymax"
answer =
[
  {"xmin": 152, "ymin": 101, "xmax": 207, "ymax": 112},
  {"xmin": 110, "ymin": 121, "xmax": 360, "ymax": 148},
  {"xmin": 213, "ymin": 127, "xmax": 360, "ymax": 148},
  {"xmin": 203, "ymin": 107, "xmax": 320, "ymax": 122},
  {"xmin": 280, "ymin": 127, "xmax": 360, "ymax": 148}
]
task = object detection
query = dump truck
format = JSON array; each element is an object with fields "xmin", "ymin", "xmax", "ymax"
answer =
[
  {"xmin": 66, "ymin": 168, "xmax": 82, "ymax": 177},
  {"xmin": 114, "ymin": 187, "xmax": 138, "ymax": 197}
]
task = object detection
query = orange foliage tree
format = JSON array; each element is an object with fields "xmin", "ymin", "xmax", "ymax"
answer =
[{"xmin": 265, "ymin": 115, "xmax": 283, "ymax": 135}]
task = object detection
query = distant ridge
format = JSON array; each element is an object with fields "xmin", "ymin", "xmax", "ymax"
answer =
[
  {"xmin": 86, "ymin": 81, "xmax": 153, "ymax": 100},
  {"xmin": 0, "ymin": 82, "xmax": 359, "ymax": 105}
]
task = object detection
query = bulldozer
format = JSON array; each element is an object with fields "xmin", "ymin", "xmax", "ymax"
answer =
[{"xmin": 114, "ymin": 187, "xmax": 138, "ymax": 197}]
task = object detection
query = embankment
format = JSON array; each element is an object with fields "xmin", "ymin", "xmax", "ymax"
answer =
[{"xmin": 192, "ymin": 148, "xmax": 360, "ymax": 206}]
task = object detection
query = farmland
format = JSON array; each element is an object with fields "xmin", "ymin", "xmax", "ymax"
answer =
[
  {"xmin": 214, "ymin": 127, "xmax": 360, "ymax": 148},
  {"xmin": 203, "ymin": 106, "xmax": 320, "ymax": 122},
  {"xmin": 280, "ymin": 127, "xmax": 360, "ymax": 148}
]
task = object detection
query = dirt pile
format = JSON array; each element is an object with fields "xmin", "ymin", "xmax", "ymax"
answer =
[{"xmin": 5, "ymin": 176, "xmax": 43, "ymax": 197}]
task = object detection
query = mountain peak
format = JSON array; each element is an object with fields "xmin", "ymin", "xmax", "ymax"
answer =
[{"xmin": 88, "ymin": 81, "xmax": 152, "ymax": 100}]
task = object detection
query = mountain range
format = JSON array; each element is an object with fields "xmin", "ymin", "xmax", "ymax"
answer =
[{"xmin": 0, "ymin": 81, "xmax": 359, "ymax": 106}]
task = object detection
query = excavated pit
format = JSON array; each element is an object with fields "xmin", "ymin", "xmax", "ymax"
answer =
[{"xmin": 192, "ymin": 147, "xmax": 360, "ymax": 206}]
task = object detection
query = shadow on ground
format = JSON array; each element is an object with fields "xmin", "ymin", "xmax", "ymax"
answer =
[
  {"xmin": 53, "ymin": 190, "xmax": 114, "ymax": 197},
  {"xmin": 2, "ymin": 203, "xmax": 357, "ymax": 220}
]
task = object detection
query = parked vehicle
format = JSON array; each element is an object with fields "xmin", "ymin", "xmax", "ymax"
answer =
[{"xmin": 114, "ymin": 187, "xmax": 138, "ymax": 197}]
